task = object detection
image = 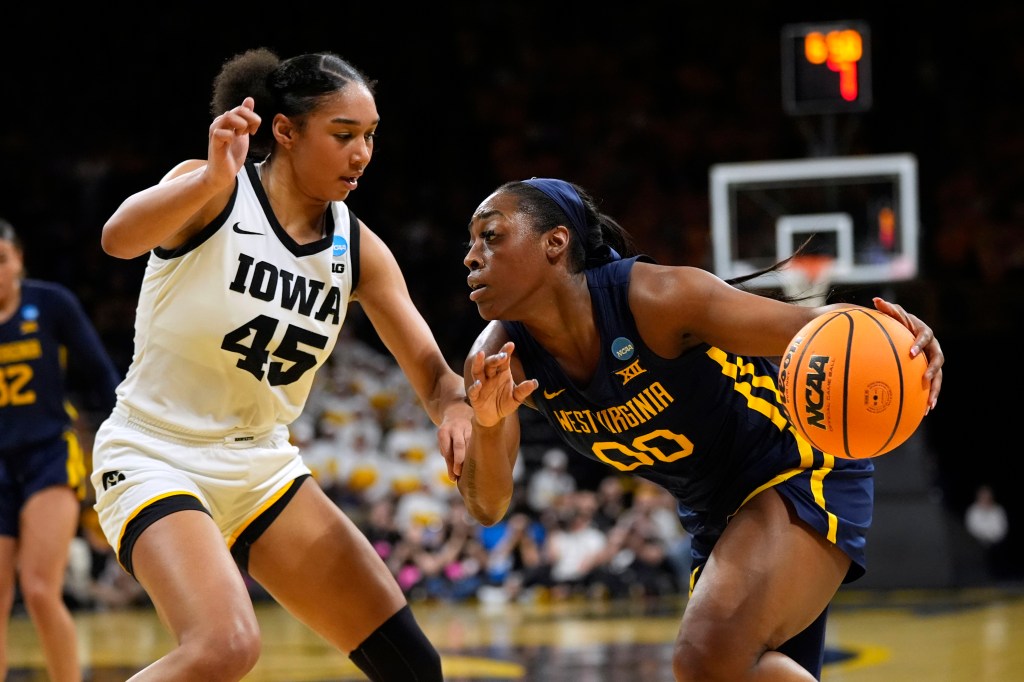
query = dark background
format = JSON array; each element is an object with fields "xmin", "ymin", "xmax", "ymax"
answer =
[{"xmin": 2, "ymin": 5, "xmax": 1020, "ymax": 577}]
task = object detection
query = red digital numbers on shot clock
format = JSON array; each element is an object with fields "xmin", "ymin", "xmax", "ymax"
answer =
[{"xmin": 782, "ymin": 21, "xmax": 872, "ymax": 115}]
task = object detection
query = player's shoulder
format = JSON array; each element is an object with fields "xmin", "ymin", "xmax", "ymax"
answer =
[
  {"xmin": 470, "ymin": 320, "xmax": 511, "ymax": 357},
  {"xmin": 629, "ymin": 261, "xmax": 718, "ymax": 298},
  {"xmin": 21, "ymin": 278, "xmax": 75, "ymax": 299},
  {"xmin": 21, "ymin": 279, "xmax": 83, "ymax": 313},
  {"xmin": 629, "ymin": 259, "xmax": 704, "ymax": 279}
]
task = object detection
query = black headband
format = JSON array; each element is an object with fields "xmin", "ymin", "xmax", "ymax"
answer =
[{"xmin": 522, "ymin": 178, "xmax": 621, "ymax": 266}]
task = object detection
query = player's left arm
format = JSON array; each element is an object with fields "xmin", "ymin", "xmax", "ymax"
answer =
[
  {"xmin": 629, "ymin": 262, "xmax": 845, "ymax": 357},
  {"xmin": 51, "ymin": 285, "xmax": 122, "ymax": 412},
  {"xmin": 350, "ymin": 221, "xmax": 472, "ymax": 474},
  {"xmin": 630, "ymin": 263, "xmax": 942, "ymax": 409}
]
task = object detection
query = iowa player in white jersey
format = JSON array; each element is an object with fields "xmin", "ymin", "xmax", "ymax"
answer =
[
  {"xmin": 454, "ymin": 179, "xmax": 945, "ymax": 682},
  {"xmin": 91, "ymin": 49, "xmax": 470, "ymax": 681}
]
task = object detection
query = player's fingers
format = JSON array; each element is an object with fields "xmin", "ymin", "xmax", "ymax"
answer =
[
  {"xmin": 911, "ymin": 327, "xmax": 933, "ymax": 357},
  {"xmin": 239, "ymin": 96, "xmax": 257, "ymax": 117},
  {"xmin": 470, "ymin": 351, "xmax": 486, "ymax": 380},
  {"xmin": 872, "ymin": 297, "xmax": 911, "ymax": 329},
  {"xmin": 922, "ymin": 337, "xmax": 944, "ymax": 383},
  {"xmin": 448, "ymin": 426, "xmax": 468, "ymax": 480},
  {"xmin": 210, "ymin": 128, "xmax": 236, "ymax": 144},
  {"xmin": 236, "ymin": 108, "xmax": 261, "ymax": 133},
  {"xmin": 871, "ymin": 296, "xmax": 892, "ymax": 314},
  {"xmin": 484, "ymin": 350, "xmax": 508, "ymax": 378},
  {"xmin": 438, "ymin": 437, "xmax": 457, "ymax": 482},
  {"xmin": 927, "ymin": 370, "xmax": 942, "ymax": 412},
  {"xmin": 215, "ymin": 107, "xmax": 259, "ymax": 135},
  {"xmin": 512, "ymin": 379, "xmax": 539, "ymax": 403},
  {"xmin": 437, "ymin": 415, "xmax": 468, "ymax": 481}
]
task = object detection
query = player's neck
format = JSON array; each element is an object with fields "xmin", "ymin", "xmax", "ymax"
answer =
[{"xmin": 257, "ymin": 157, "xmax": 328, "ymax": 243}]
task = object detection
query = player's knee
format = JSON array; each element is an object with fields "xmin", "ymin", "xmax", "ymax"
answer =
[
  {"xmin": 349, "ymin": 605, "xmax": 442, "ymax": 682},
  {"xmin": 673, "ymin": 638, "xmax": 716, "ymax": 682},
  {"xmin": 672, "ymin": 626, "xmax": 751, "ymax": 682},
  {"xmin": 181, "ymin": 617, "xmax": 262, "ymax": 680},
  {"xmin": 16, "ymin": 570, "xmax": 63, "ymax": 612}
]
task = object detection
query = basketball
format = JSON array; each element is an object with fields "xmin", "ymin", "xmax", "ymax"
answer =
[{"xmin": 777, "ymin": 308, "xmax": 930, "ymax": 459}]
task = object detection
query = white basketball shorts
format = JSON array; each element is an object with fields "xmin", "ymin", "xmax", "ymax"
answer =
[{"xmin": 91, "ymin": 407, "xmax": 311, "ymax": 569}]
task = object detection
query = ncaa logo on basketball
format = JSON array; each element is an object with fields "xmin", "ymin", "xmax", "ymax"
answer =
[{"xmin": 801, "ymin": 354, "xmax": 831, "ymax": 429}]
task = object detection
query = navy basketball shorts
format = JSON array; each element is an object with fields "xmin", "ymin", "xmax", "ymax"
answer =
[
  {"xmin": 688, "ymin": 454, "xmax": 874, "ymax": 591},
  {"xmin": 0, "ymin": 430, "xmax": 86, "ymax": 537}
]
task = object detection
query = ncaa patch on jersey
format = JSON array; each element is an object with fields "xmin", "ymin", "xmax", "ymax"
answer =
[
  {"xmin": 333, "ymin": 235, "xmax": 348, "ymax": 258},
  {"xmin": 611, "ymin": 336, "xmax": 635, "ymax": 361}
]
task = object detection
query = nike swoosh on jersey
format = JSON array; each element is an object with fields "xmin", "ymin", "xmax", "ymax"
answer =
[
  {"xmin": 542, "ymin": 388, "xmax": 567, "ymax": 399},
  {"xmin": 232, "ymin": 222, "xmax": 263, "ymax": 235}
]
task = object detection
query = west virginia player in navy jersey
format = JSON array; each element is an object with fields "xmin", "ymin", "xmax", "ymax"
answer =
[
  {"xmin": 454, "ymin": 179, "xmax": 944, "ymax": 682},
  {"xmin": 91, "ymin": 49, "xmax": 469, "ymax": 681},
  {"xmin": 0, "ymin": 218, "xmax": 120, "ymax": 682}
]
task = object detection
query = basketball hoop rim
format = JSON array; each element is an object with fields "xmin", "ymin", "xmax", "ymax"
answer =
[{"xmin": 784, "ymin": 254, "xmax": 836, "ymax": 285}]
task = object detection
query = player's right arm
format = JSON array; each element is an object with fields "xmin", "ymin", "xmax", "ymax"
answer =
[
  {"xmin": 459, "ymin": 322, "xmax": 538, "ymax": 526},
  {"xmin": 101, "ymin": 98, "xmax": 261, "ymax": 259}
]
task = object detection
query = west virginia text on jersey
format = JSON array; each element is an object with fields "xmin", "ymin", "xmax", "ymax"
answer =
[{"xmin": 502, "ymin": 257, "xmax": 873, "ymax": 583}]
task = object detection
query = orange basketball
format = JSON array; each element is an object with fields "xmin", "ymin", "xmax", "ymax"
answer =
[{"xmin": 777, "ymin": 308, "xmax": 931, "ymax": 459}]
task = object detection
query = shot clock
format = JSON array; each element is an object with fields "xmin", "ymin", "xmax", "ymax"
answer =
[{"xmin": 782, "ymin": 21, "xmax": 872, "ymax": 115}]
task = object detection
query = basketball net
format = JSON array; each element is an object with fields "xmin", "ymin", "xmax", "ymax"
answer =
[{"xmin": 781, "ymin": 254, "xmax": 834, "ymax": 307}]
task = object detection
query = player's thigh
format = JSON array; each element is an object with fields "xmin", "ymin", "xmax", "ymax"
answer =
[
  {"xmin": 18, "ymin": 486, "xmax": 79, "ymax": 583},
  {"xmin": 248, "ymin": 479, "xmax": 406, "ymax": 652},
  {"xmin": 682, "ymin": 487, "xmax": 849, "ymax": 650},
  {"xmin": 132, "ymin": 508, "xmax": 258, "ymax": 640}
]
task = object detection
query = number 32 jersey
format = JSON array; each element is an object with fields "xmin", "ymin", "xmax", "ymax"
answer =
[{"xmin": 114, "ymin": 161, "xmax": 358, "ymax": 439}]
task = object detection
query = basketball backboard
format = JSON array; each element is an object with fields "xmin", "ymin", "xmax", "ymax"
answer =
[{"xmin": 709, "ymin": 154, "xmax": 919, "ymax": 296}]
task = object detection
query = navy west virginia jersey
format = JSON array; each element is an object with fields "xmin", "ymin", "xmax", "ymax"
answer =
[
  {"xmin": 503, "ymin": 257, "xmax": 874, "ymax": 580},
  {"xmin": 0, "ymin": 280, "xmax": 120, "ymax": 451}
]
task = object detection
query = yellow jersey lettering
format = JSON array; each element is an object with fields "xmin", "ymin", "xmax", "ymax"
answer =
[
  {"xmin": 614, "ymin": 359, "xmax": 647, "ymax": 385},
  {"xmin": 554, "ymin": 409, "xmax": 599, "ymax": 434},
  {"xmin": 628, "ymin": 391, "xmax": 659, "ymax": 420},
  {"xmin": 0, "ymin": 339, "xmax": 42, "ymax": 364}
]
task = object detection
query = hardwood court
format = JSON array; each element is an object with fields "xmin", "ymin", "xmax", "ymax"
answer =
[{"xmin": 7, "ymin": 586, "xmax": 1024, "ymax": 680}]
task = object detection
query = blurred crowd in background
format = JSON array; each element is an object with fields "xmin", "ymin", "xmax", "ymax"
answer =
[{"xmin": 2, "ymin": 4, "xmax": 1022, "ymax": 610}]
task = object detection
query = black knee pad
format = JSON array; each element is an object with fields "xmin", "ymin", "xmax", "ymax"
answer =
[{"xmin": 349, "ymin": 604, "xmax": 443, "ymax": 681}]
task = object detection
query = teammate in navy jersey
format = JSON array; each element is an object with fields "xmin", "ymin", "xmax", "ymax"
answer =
[
  {"xmin": 0, "ymin": 218, "xmax": 120, "ymax": 682},
  {"xmin": 452, "ymin": 179, "xmax": 945, "ymax": 681},
  {"xmin": 91, "ymin": 49, "xmax": 470, "ymax": 681}
]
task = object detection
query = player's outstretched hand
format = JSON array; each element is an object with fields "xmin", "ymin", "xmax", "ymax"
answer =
[
  {"xmin": 207, "ymin": 97, "xmax": 261, "ymax": 188},
  {"xmin": 873, "ymin": 296, "xmax": 943, "ymax": 412},
  {"xmin": 467, "ymin": 341, "xmax": 538, "ymax": 428}
]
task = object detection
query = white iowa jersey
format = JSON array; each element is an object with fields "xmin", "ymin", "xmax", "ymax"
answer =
[{"xmin": 115, "ymin": 161, "xmax": 359, "ymax": 439}]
